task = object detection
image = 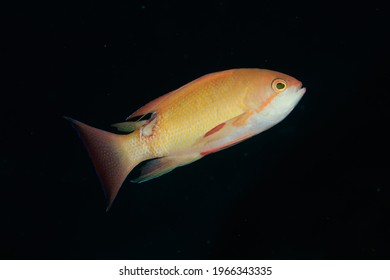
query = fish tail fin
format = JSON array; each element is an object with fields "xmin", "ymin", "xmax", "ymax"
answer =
[{"xmin": 65, "ymin": 117, "xmax": 143, "ymax": 211}]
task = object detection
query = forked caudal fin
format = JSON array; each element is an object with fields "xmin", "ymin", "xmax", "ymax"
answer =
[{"xmin": 65, "ymin": 117, "xmax": 143, "ymax": 211}]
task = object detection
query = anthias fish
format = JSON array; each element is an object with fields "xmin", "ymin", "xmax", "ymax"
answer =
[{"xmin": 66, "ymin": 68, "xmax": 306, "ymax": 210}]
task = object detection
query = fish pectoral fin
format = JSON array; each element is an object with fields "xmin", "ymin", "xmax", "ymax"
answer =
[
  {"xmin": 231, "ymin": 111, "xmax": 254, "ymax": 127},
  {"xmin": 131, "ymin": 153, "xmax": 202, "ymax": 183},
  {"xmin": 194, "ymin": 111, "xmax": 255, "ymax": 156},
  {"xmin": 111, "ymin": 120, "xmax": 147, "ymax": 133},
  {"xmin": 203, "ymin": 111, "xmax": 254, "ymax": 138},
  {"xmin": 201, "ymin": 111, "xmax": 254, "ymax": 141}
]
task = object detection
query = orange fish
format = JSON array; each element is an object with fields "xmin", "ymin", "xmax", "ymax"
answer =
[{"xmin": 66, "ymin": 68, "xmax": 306, "ymax": 210}]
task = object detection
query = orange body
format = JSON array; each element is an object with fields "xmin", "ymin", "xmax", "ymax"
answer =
[{"xmin": 66, "ymin": 68, "xmax": 306, "ymax": 210}]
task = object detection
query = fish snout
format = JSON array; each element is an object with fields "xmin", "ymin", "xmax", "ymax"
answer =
[
  {"xmin": 291, "ymin": 79, "xmax": 306, "ymax": 95},
  {"xmin": 297, "ymin": 85, "xmax": 306, "ymax": 95}
]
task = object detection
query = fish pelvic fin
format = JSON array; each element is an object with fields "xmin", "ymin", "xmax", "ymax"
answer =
[
  {"xmin": 65, "ymin": 117, "xmax": 145, "ymax": 211},
  {"xmin": 131, "ymin": 153, "xmax": 202, "ymax": 183}
]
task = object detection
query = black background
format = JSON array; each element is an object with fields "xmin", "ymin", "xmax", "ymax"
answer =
[{"xmin": 2, "ymin": 1, "xmax": 390, "ymax": 259}]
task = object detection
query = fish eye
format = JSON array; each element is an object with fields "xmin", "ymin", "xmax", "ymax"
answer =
[{"xmin": 272, "ymin": 79, "xmax": 287, "ymax": 92}]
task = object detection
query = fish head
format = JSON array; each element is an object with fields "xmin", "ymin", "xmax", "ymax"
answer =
[{"xmin": 251, "ymin": 69, "xmax": 306, "ymax": 123}]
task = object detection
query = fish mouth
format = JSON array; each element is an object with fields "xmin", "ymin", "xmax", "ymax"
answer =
[{"xmin": 297, "ymin": 86, "xmax": 306, "ymax": 95}]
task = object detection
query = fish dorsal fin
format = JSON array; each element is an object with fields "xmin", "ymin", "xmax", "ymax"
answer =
[
  {"xmin": 111, "ymin": 120, "xmax": 147, "ymax": 133},
  {"xmin": 126, "ymin": 87, "xmax": 186, "ymax": 120},
  {"xmin": 194, "ymin": 111, "xmax": 255, "ymax": 156},
  {"xmin": 126, "ymin": 71, "xmax": 227, "ymax": 120},
  {"xmin": 126, "ymin": 96, "xmax": 167, "ymax": 120}
]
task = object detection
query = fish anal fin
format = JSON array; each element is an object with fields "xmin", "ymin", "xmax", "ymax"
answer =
[{"xmin": 132, "ymin": 154, "xmax": 202, "ymax": 183}]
